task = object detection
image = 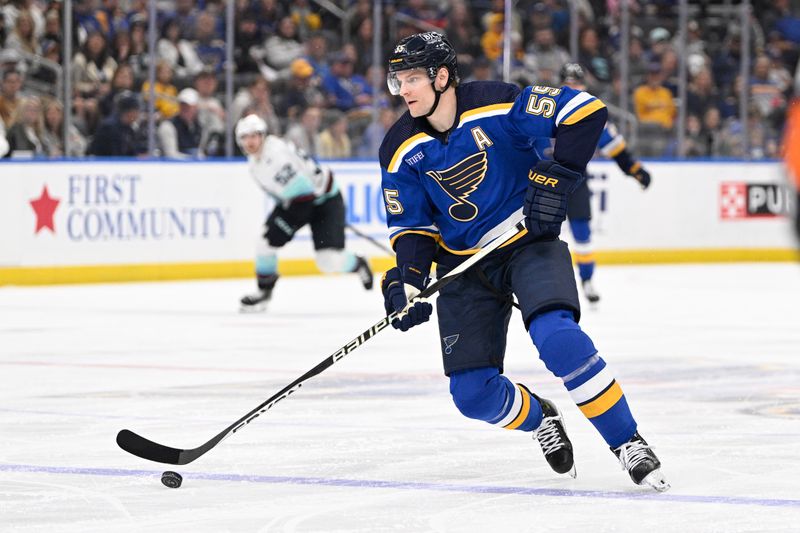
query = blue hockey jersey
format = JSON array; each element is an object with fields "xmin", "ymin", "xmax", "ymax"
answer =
[
  {"xmin": 533, "ymin": 122, "xmax": 640, "ymax": 175},
  {"xmin": 379, "ymin": 81, "xmax": 606, "ymax": 257}
]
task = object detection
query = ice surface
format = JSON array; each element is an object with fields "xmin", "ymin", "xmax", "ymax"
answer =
[{"xmin": 1, "ymin": 263, "xmax": 799, "ymax": 532}]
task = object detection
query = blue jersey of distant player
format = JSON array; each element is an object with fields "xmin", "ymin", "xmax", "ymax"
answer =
[{"xmin": 379, "ymin": 81, "xmax": 605, "ymax": 253}]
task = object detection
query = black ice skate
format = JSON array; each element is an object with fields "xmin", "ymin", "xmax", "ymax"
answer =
[
  {"xmin": 529, "ymin": 391, "xmax": 576, "ymax": 478},
  {"xmin": 354, "ymin": 256, "xmax": 374, "ymax": 290},
  {"xmin": 612, "ymin": 432, "xmax": 670, "ymax": 492},
  {"xmin": 581, "ymin": 279, "xmax": 600, "ymax": 303},
  {"xmin": 240, "ymin": 274, "xmax": 278, "ymax": 312}
]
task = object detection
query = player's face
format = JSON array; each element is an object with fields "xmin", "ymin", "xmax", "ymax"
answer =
[
  {"xmin": 392, "ymin": 68, "xmax": 436, "ymax": 117},
  {"xmin": 240, "ymin": 132, "xmax": 263, "ymax": 155}
]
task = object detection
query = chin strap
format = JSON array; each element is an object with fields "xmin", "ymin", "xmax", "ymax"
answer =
[{"xmin": 423, "ymin": 86, "xmax": 444, "ymax": 118}]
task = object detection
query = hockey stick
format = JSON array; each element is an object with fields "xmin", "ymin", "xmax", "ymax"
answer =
[
  {"xmin": 346, "ymin": 224, "xmax": 394, "ymax": 255},
  {"xmin": 116, "ymin": 221, "xmax": 526, "ymax": 465}
]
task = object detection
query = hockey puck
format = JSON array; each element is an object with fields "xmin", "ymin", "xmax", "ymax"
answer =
[{"xmin": 161, "ymin": 471, "xmax": 182, "ymax": 488}]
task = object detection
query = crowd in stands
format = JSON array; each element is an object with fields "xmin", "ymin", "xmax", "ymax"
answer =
[{"xmin": 1, "ymin": 0, "xmax": 799, "ymax": 160}]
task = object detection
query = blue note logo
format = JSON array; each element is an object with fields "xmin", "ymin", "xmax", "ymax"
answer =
[
  {"xmin": 442, "ymin": 334, "xmax": 460, "ymax": 355},
  {"xmin": 427, "ymin": 151, "xmax": 487, "ymax": 222}
]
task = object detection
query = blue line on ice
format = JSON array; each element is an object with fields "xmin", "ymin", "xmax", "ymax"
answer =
[{"xmin": 1, "ymin": 463, "xmax": 798, "ymax": 508}]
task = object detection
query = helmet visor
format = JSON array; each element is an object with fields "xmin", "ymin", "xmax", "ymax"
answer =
[{"xmin": 387, "ymin": 68, "xmax": 433, "ymax": 96}]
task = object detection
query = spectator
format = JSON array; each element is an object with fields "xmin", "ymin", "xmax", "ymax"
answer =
[
  {"xmin": 481, "ymin": 0, "xmax": 521, "ymax": 37},
  {"xmin": 399, "ymin": 0, "xmax": 446, "ymax": 29},
  {"xmin": 99, "ymin": 63, "xmax": 134, "ymax": 118},
  {"xmin": 233, "ymin": 11, "xmax": 262, "ymax": 76},
  {"xmin": 615, "ymin": 33, "xmax": 649, "ymax": 89},
  {"xmin": 318, "ymin": 110, "xmax": 351, "ymax": 159},
  {"xmin": 194, "ymin": 69, "xmax": 225, "ymax": 157},
  {"xmin": 193, "ymin": 11, "xmax": 226, "ymax": 72},
  {"xmin": 231, "ymin": 76, "xmax": 281, "ymax": 134},
  {"xmin": 1, "ymin": 0, "xmax": 44, "ymax": 42},
  {"xmin": 261, "ymin": 16, "xmax": 305, "ymax": 71},
  {"xmin": 40, "ymin": 98, "xmax": 88, "ymax": 157},
  {"xmin": 524, "ymin": 27, "xmax": 570, "ymax": 86},
  {"xmin": 480, "ymin": 13, "xmax": 504, "ymax": 62},
  {"xmin": 321, "ymin": 52, "xmax": 373, "ymax": 112},
  {"xmin": 352, "ymin": 17, "xmax": 375, "ymax": 76},
  {"xmin": 273, "ymin": 57, "xmax": 324, "ymax": 119},
  {"xmin": 633, "ymin": 63, "xmax": 676, "ymax": 130},
  {"xmin": 28, "ymin": 40, "xmax": 61, "ymax": 87},
  {"xmin": 254, "ymin": 0, "xmax": 285, "ymax": 35},
  {"xmin": 0, "ymin": 69, "xmax": 23, "ymax": 128},
  {"xmin": 166, "ymin": 0, "xmax": 198, "ymax": 41},
  {"xmin": 39, "ymin": 8, "xmax": 61, "ymax": 55},
  {"xmin": 288, "ymin": 0, "xmax": 322, "ymax": 41},
  {"xmin": 578, "ymin": 27, "xmax": 612, "ymax": 94},
  {"xmin": 750, "ymin": 54, "xmax": 787, "ymax": 126},
  {"xmin": 463, "ymin": 56, "xmax": 495, "ymax": 83},
  {"xmin": 303, "ymin": 32, "xmax": 329, "ymax": 79},
  {"xmin": 645, "ymin": 27, "xmax": 673, "ymax": 65},
  {"xmin": 357, "ymin": 106, "xmax": 397, "ymax": 159},
  {"xmin": 158, "ymin": 17, "xmax": 203, "ymax": 81},
  {"xmin": 680, "ymin": 114, "xmax": 706, "ymax": 158},
  {"xmin": 3, "ymin": 95, "xmax": 43, "ymax": 158},
  {"xmin": 444, "ymin": 1, "xmax": 481, "ymax": 70},
  {"xmin": 285, "ymin": 104, "xmax": 322, "ymax": 157},
  {"xmin": 687, "ymin": 68, "xmax": 718, "ymax": 118},
  {"xmin": 141, "ymin": 61, "xmax": 179, "ymax": 119},
  {"xmin": 72, "ymin": 31, "xmax": 117, "ymax": 99},
  {"xmin": 87, "ymin": 92, "xmax": 145, "ymax": 156},
  {"xmin": 93, "ymin": 0, "xmax": 129, "ymax": 41},
  {"xmin": 713, "ymin": 29, "xmax": 742, "ymax": 93},
  {"xmin": 125, "ymin": 14, "xmax": 149, "ymax": 80},
  {"xmin": 524, "ymin": 1, "xmax": 556, "ymax": 38},
  {"xmin": 158, "ymin": 88, "xmax": 202, "ymax": 159},
  {"xmin": 4, "ymin": 9, "xmax": 40, "ymax": 56}
]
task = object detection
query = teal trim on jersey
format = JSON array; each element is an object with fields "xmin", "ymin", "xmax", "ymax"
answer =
[
  {"xmin": 313, "ymin": 179, "xmax": 340, "ymax": 205},
  {"xmin": 279, "ymin": 175, "xmax": 316, "ymax": 203}
]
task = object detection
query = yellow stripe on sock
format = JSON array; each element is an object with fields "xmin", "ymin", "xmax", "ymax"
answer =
[
  {"xmin": 504, "ymin": 385, "xmax": 531, "ymax": 430},
  {"xmin": 578, "ymin": 381, "xmax": 623, "ymax": 418}
]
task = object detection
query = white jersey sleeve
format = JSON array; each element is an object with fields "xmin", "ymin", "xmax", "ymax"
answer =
[{"xmin": 247, "ymin": 135, "xmax": 332, "ymax": 204}]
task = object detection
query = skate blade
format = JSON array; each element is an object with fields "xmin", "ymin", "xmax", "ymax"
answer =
[
  {"xmin": 239, "ymin": 303, "xmax": 268, "ymax": 313},
  {"xmin": 641, "ymin": 469, "xmax": 670, "ymax": 492},
  {"xmin": 567, "ymin": 464, "xmax": 577, "ymax": 479}
]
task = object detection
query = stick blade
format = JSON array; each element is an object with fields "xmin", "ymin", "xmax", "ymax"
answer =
[{"xmin": 116, "ymin": 429, "xmax": 185, "ymax": 465}]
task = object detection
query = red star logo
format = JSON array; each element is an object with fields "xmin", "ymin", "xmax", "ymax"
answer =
[{"xmin": 29, "ymin": 185, "xmax": 60, "ymax": 234}]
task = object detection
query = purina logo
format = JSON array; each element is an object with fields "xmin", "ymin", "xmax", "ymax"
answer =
[
  {"xmin": 28, "ymin": 175, "xmax": 228, "ymax": 241},
  {"xmin": 720, "ymin": 182, "xmax": 793, "ymax": 219},
  {"xmin": 442, "ymin": 334, "xmax": 459, "ymax": 355}
]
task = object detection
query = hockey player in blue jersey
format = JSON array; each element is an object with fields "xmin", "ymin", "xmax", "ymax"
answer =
[
  {"xmin": 558, "ymin": 63, "xmax": 652, "ymax": 303},
  {"xmin": 378, "ymin": 32, "xmax": 668, "ymax": 491}
]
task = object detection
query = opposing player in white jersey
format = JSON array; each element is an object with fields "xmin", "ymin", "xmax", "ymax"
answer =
[{"xmin": 235, "ymin": 114, "xmax": 373, "ymax": 309}]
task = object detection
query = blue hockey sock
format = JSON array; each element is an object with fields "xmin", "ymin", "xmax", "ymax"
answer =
[
  {"xmin": 563, "ymin": 355, "xmax": 637, "ymax": 448},
  {"xmin": 449, "ymin": 367, "xmax": 543, "ymax": 432},
  {"xmin": 569, "ymin": 218, "xmax": 595, "ymax": 281},
  {"xmin": 530, "ymin": 310, "xmax": 637, "ymax": 448}
]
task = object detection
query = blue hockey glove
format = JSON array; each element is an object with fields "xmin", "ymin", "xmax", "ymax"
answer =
[
  {"xmin": 381, "ymin": 266, "xmax": 433, "ymax": 332},
  {"xmin": 632, "ymin": 166, "xmax": 651, "ymax": 189},
  {"xmin": 524, "ymin": 160, "xmax": 584, "ymax": 240}
]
